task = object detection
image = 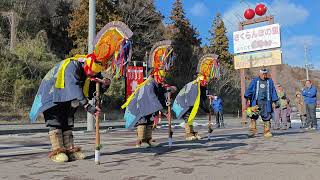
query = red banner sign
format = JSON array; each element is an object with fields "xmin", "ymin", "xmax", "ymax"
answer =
[{"xmin": 126, "ymin": 66, "xmax": 144, "ymax": 99}]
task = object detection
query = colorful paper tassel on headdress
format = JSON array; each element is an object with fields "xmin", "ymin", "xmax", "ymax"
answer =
[
  {"xmin": 196, "ymin": 54, "xmax": 220, "ymax": 82},
  {"xmin": 184, "ymin": 54, "xmax": 220, "ymax": 125},
  {"xmin": 122, "ymin": 40, "xmax": 174, "ymax": 109},
  {"xmin": 93, "ymin": 21, "xmax": 133, "ymax": 78},
  {"xmin": 148, "ymin": 40, "xmax": 175, "ymax": 72}
]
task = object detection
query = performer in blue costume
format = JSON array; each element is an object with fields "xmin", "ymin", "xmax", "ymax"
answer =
[
  {"xmin": 29, "ymin": 54, "xmax": 108, "ymax": 162},
  {"xmin": 244, "ymin": 68, "xmax": 278, "ymax": 138},
  {"xmin": 30, "ymin": 21, "xmax": 133, "ymax": 162},
  {"xmin": 172, "ymin": 54, "xmax": 220, "ymax": 141},
  {"xmin": 121, "ymin": 40, "xmax": 176, "ymax": 147}
]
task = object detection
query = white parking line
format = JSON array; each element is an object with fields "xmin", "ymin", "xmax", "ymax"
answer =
[{"xmin": 101, "ymin": 127, "xmax": 247, "ymax": 145}]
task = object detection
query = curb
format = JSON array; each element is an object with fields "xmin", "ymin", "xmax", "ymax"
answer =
[
  {"xmin": 0, "ymin": 118, "xmax": 241, "ymax": 135},
  {"xmin": 0, "ymin": 125, "xmax": 123, "ymax": 135},
  {"xmin": 0, "ymin": 123, "xmax": 184, "ymax": 135}
]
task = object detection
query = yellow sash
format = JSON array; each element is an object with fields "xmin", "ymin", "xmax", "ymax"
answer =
[
  {"xmin": 83, "ymin": 78, "xmax": 90, "ymax": 97},
  {"xmin": 187, "ymin": 80, "xmax": 201, "ymax": 125},
  {"xmin": 54, "ymin": 55, "xmax": 91, "ymax": 97},
  {"xmin": 55, "ymin": 58, "xmax": 72, "ymax": 89}
]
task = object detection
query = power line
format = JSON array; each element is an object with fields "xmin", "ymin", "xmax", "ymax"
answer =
[
  {"xmin": 233, "ymin": 11, "xmax": 245, "ymax": 21},
  {"xmin": 240, "ymin": 0, "xmax": 251, "ymax": 8},
  {"xmin": 263, "ymin": 1, "xmax": 277, "ymax": 16},
  {"xmin": 221, "ymin": 16, "xmax": 238, "ymax": 27},
  {"xmin": 232, "ymin": 13, "xmax": 242, "ymax": 24}
]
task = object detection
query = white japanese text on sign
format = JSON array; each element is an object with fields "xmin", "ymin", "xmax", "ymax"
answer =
[{"xmin": 233, "ymin": 24, "xmax": 281, "ymax": 54}]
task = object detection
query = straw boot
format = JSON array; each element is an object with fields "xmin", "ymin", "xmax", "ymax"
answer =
[
  {"xmin": 248, "ymin": 119, "xmax": 257, "ymax": 138},
  {"xmin": 136, "ymin": 125, "xmax": 146, "ymax": 147},
  {"xmin": 185, "ymin": 124, "xmax": 197, "ymax": 141},
  {"xmin": 48, "ymin": 129, "xmax": 68, "ymax": 163},
  {"xmin": 263, "ymin": 121, "xmax": 273, "ymax": 138},
  {"xmin": 63, "ymin": 130, "xmax": 86, "ymax": 161},
  {"xmin": 145, "ymin": 125, "xmax": 157, "ymax": 147}
]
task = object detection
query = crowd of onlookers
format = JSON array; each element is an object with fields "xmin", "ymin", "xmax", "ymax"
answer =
[
  {"xmin": 210, "ymin": 73, "xmax": 318, "ymax": 131},
  {"xmin": 273, "ymin": 80, "xmax": 318, "ymax": 130},
  {"xmin": 242, "ymin": 69, "xmax": 318, "ymax": 138}
]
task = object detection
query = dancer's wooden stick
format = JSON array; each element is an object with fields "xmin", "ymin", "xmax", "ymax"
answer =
[
  {"xmin": 95, "ymin": 82, "xmax": 101, "ymax": 165},
  {"xmin": 207, "ymin": 96, "xmax": 213, "ymax": 140},
  {"xmin": 166, "ymin": 89, "xmax": 173, "ymax": 148}
]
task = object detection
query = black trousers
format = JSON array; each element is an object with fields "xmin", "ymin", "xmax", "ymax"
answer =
[
  {"xmin": 252, "ymin": 100, "xmax": 272, "ymax": 121},
  {"xmin": 136, "ymin": 114, "xmax": 154, "ymax": 126},
  {"xmin": 215, "ymin": 111, "xmax": 223, "ymax": 124},
  {"xmin": 43, "ymin": 101, "xmax": 77, "ymax": 131},
  {"xmin": 182, "ymin": 108, "xmax": 192, "ymax": 123}
]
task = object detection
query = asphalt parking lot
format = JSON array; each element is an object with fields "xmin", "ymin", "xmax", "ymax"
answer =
[{"xmin": 0, "ymin": 119, "xmax": 320, "ymax": 180}]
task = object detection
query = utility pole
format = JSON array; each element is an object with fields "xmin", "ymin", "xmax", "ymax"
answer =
[
  {"xmin": 9, "ymin": 11, "xmax": 16, "ymax": 51},
  {"xmin": 1, "ymin": 11, "xmax": 19, "ymax": 51},
  {"xmin": 304, "ymin": 43, "xmax": 309, "ymax": 80},
  {"xmin": 87, "ymin": 0, "xmax": 96, "ymax": 131}
]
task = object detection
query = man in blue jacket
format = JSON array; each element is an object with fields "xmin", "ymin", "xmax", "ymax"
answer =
[
  {"xmin": 244, "ymin": 68, "xmax": 278, "ymax": 138},
  {"xmin": 302, "ymin": 80, "xmax": 318, "ymax": 130}
]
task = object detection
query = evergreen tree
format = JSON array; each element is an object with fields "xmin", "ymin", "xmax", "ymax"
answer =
[
  {"xmin": 209, "ymin": 13, "xmax": 232, "ymax": 66},
  {"xmin": 168, "ymin": 0, "xmax": 201, "ymax": 88},
  {"xmin": 50, "ymin": 0, "xmax": 73, "ymax": 58},
  {"xmin": 170, "ymin": 0, "xmax": 201, "ymax": 46},
  {"xmin": 118, "ymin": 0, "xmax": 164, "ymax": 61},
  {"xmin": 207, "ymin": 13, "xmax": 240, "ymax": 112}
]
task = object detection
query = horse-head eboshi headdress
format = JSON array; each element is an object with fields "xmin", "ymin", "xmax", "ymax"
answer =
[
  {"xmin": 180, "ymin": 54, "xmax": 220, "ymax": 125},
  {"xmin": 89, "ymin": 21, "xmax": 133, "ymax": 78},
  {"xmin": 121, "ymin": 40, "xmax": 174, "ymax": 109},
  {"xmin": 196, "ymin": 54, "xmax": 220, "ymax": 86},
  {"xmin": 148, "ymin": 40, "xmax": 175, "ymax": 83}
]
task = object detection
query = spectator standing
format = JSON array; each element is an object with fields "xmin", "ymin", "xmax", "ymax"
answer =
[{"xmin": 302, "ymin": 80, "xmax": 318, "ymax": 130}]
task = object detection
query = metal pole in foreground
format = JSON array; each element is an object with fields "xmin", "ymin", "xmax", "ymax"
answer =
[
  {"xmin": 87, "ymin": 0, "xmax": 96, "ymax": 131},
  {"xmin": 268, "ymin": 16, "xmax": 278, "ymax": 85}
]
